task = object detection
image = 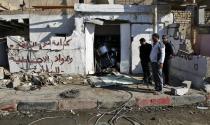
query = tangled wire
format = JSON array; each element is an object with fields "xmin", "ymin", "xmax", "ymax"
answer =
[{"xmin": 88, "ymin": 90, "xmax": 144, "ymax": 125}]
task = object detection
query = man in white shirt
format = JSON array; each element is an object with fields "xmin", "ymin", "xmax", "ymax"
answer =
[{"xmin": 150, "ymin": 33, "xmax": 165, "ymax": 92}]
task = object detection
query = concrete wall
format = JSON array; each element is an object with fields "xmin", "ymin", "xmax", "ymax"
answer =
[
  {"xmin": 131, "ymin": 24, "xmax": 153, "ymax": 74},
  {"xmin": 7, "ymin": 29, "xmax": 85, "ymax": 75},
  {"xmin": 197, "ymin": 34, "xmax": 210, "ymax": 57},
  {"xmin": 30, "ymin": 14, "xmax": 75, "ymax": 43},
  {"xmin": 171, "ymin": 55, "xmax": 210, "ymax": 89}
]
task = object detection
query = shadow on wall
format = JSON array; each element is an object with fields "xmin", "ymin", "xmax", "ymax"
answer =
[
  {"xmin": 29, "ymin": 0, "xmax": 75, "ymax": 43},
  {"xmin": 131, "ymin": 23, "xmax": 166, "ymax": 74}
]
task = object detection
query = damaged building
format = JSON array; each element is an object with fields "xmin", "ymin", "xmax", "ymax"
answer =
[{"xmin": 0, "ymin": 0, "xmax": 210, "ymax": 89}]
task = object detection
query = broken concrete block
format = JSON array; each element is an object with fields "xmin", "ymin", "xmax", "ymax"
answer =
[
  {"xmin": 11, "ymin": 74, "xmax": 21, "ymax": 88},
  {"xmin": 15, "ymin": 83, "xmax": 32, "ymax": 91},
  {"xmin": 171, "ymin": 87, "xmax": 189, "ymax": 96},
  {"xmin": 204, "ymin": 84, "xmax": 210, "ymax": 93},
  {"xmin": 47, "ymin": 76, "xmax": 57, "ymax": 86},
  {"xmin": 3, "ymin": 69, "xmax": 11, "ymax": 77},
  {"xmin": 0, "ymin": 67, "xmax": 4, "ymax": 80},
  {"xmin": 0, "ymin": 79, "xmax": 12, "ymax": 88},
  {"xmin": 182, "ymin": 81, "xmax": 192, "ymax": 89}
]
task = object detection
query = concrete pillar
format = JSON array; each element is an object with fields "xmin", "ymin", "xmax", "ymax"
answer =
[
  {"xmin": 85, "ymin": 23, "xmax": 95, "ymax": 75},
  {"xmin": 153, "ymin": 0, "xmax": 158, "ymax": 33},
  {"xmin": 120, "ymin": 24, "xmax": 131, "ymax": 74}
]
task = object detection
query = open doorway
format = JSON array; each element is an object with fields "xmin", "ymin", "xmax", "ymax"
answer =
[{"xmin": 94, "ymin": 24, "xmax": 121, "ymax": 74}]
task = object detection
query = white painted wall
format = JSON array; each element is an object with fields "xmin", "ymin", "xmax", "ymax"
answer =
[
  {"xmin": 131, "ymin": 24, "xmax": 153, "ymax": 74},
  {"xmin": 7, "ymin": 30, "xmax": 86, "ymax": 75},
  {"xmin": 30, "ymin": 15, "xmax": 75, "ymax": 43},
  {"xmin": 120, "ymin": 24, "xmax": 131, "ymax": 74},
  {"xmin": 85, "ymin": 23, "xmax": 95, "ymax": 74},
  {"xmin": 131, "ymin": 24, "xmax": 166, "ymax": 74}
]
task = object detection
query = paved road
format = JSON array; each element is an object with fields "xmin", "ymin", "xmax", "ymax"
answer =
[{"xmin": 0, "ymin": 106, "xmax": 210, "ymax": 125}]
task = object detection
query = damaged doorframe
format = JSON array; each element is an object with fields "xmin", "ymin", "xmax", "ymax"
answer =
[
  {"xmin": 85, "ymin": 23, "xmax": 95, "ymax": 75},
  {"xmin": 85, "ymin": 21, "xmax": 131, "ymax": 75}
]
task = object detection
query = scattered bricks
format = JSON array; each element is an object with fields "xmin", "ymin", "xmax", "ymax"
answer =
[
  {"xmin": 0, "ymin": 100, "xmax": 17, "ymax": 112},
  {"xmin": 172, "ymin": 94, "xmax": 206, "ymax": 106},
  {"xmin": 17, "ymin": 100, "xmax": 58, "ymax": 111},
  {"xmin": 58, "ymin": 99, "xmax": 97, "ymax": 111},
  {"xmin": 135, "ymin": 96, "xmax": 172, "ymax": 107}
]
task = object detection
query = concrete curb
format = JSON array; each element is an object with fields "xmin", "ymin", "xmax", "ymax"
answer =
[
  {"xmin": 17, "ymin": 100, "xmax": 58, "ymax": 111},
  {"xmin": 135, "ymin": 96, "xmax": 172, "ymax": 107},
  {"xmin": 171, "ymin": 94, "xmax": 206, "ymax": 106},
  {"xmin": 0, "ymin": 100, "xmax": 17, "ymax": 111},
  {"xmin": 58, "ymin": 99, "xmax": 97, "ymax": 111},
  {"xmin": 1, "ymin": 94, "xmax": 210, "ymax": 112}
]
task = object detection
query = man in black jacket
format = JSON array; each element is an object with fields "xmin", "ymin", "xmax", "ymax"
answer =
[
  {"xmin": 139, "ymin": 38, "xmax": 152, "ymax": 84},
  {"xmin": 162, "ymin": 35, "xmax": 174, "ymax": 86}
]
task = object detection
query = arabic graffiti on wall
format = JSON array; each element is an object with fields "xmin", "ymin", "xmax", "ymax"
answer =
[
  {"xmin": 7, "ymin": 36, "xmax": 73, "ymax": 50},
  {"xmin": 7, "ymin": 36, "xmax": 81, "ymax": 74}
]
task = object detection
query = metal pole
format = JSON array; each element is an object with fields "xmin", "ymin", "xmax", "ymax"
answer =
[{"xmin": 191, "ymin": 0, "xmax": 197, "ymax": 53}]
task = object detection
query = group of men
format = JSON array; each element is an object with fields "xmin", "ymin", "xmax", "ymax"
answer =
[{"xmin": 139, "ymin": 33, "xmax": 174, "ymax": 93}]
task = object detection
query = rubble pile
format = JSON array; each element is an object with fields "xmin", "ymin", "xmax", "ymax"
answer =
[{"xmin": 0, "ymin": 67, "xmax": 84, "ymax": 91}]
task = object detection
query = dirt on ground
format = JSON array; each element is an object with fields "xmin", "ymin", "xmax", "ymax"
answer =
[{"xmin": 0, "ymin": 105, "xmax": 210, "ymax": 125}]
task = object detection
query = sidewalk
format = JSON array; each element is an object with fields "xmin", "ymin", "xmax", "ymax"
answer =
[{"xmin": 0, "ymin": 79, "xmax": 209, "ymax": 112}]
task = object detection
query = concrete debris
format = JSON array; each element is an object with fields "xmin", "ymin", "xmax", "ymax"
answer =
[
  {"xmin": 171, "ymin": 80, "xmax": 192, "ymax": 96},
  {"xmin": 171, "ymin": 87, "xmax": 189, "ymax": 96},
  {"xmin": 0, "ymin": 79, "xmax": 11, "ymax": 89},
  {"xmin": 47, "ymin": 76, "xmax": 58, "ymax": 86},
  {"xmin": 59, "ymin": 89, "xmax": 80, "ymax": 98},
  {"xmin": 204, "ymin": 84, "xmax": 210, "ymax": 93},
  {"xmin": 11, "ymin": 74, "xmax": 21, "ymax": 88},
  {"xmin": 15, "ymin": 82, "xmax": 32, "ymax": 91},
  {"xmin": 67, "ymin": 77, "xmax": 73, "ymax": 80},
  {"xmin": 0, "ymin": 67, "xmax": 4, "ymax": 80},
  {"xmin": 0, "ymin": 111, "xmax": 9, "ymax": 117},
  {"xmin": 0, "ymin": 69, "xmax": 80, "ymax": 91},
  {"xmin": 182, "ymin": 81, "xmax": 192, "ymax": 89}
]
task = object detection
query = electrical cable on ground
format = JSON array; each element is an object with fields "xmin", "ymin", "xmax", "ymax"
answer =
[
  {"xmin": 91, "ymin": 90, "xmax": 143, "ymax": 125},
  {"xmin": 28, "ymin": 116, "xmax": 78, "ymax": 125}
]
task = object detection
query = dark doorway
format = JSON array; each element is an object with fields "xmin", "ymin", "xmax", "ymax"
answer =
[{"xmin": 94, "ymin": 24, "xmax": 121, "ymax": 74}]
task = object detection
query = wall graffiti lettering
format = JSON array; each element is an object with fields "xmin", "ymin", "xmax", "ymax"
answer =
[
  {"xmin": 8, "ymin": 36, "xmax": 73, "ymax": 50},
  {"xmin": 10, "ymin": 54, "xmax": 73, "ymax": 65},
  {"xmin": 54, "ymin": 54, "xmax": 73, "ymax": 65},
  {"xmin": 7, "ymin": 36, "xmax": 82, "ymax": 74}
]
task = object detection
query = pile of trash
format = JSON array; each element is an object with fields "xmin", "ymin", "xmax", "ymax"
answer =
[{"xmin": 0, "ymin": 67, "xmax": 83, "ymax": 91}]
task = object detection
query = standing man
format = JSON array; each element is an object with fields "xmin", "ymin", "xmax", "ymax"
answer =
[
  {"xmin": 162, "ymin": 35, "xmax": 174, "ymax": 86},
  {"xmin": 139, "ymin": 38, "xmax": 152, "ymax": 84},
  {"xmin": 150, "ymin": 33, "xmax": 165, "ymax": 92}
]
